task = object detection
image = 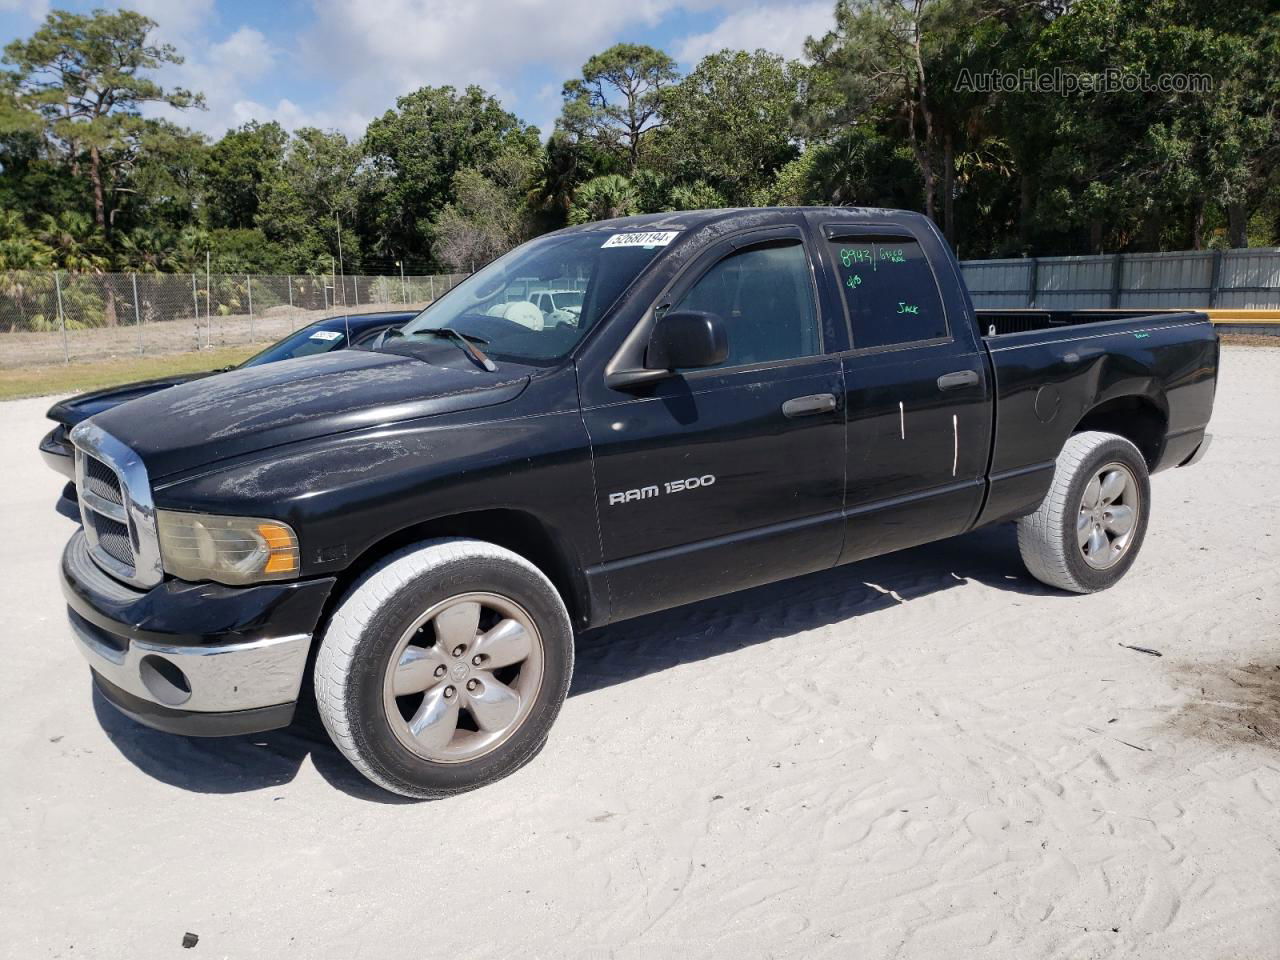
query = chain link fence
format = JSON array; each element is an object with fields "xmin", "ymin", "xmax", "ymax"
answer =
[{"xmin": 0, "ymin": 271, "xmax": 468, "ymax": 368}]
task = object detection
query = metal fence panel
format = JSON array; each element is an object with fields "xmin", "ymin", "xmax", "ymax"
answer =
[
  {"xmin": 1218, "ymin": 250, "xmax": 1280, "ymax": 308},
  {"xmin": 959, "ymin": 259, "xmax": 1031, "ymax": 308},
  {"xmin": 1038, "ymin": 255, "xmax": 1113, "ymax": 301},
  {"xmin": 959, "ymin": 247, "xmax": 1280, "ymax": 310}
]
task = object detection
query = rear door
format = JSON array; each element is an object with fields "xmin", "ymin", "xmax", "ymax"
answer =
[
  {"xmin": 582, "ymin": 226, "xmax": 847, "ymax": 621},
  {"xmin": 816, "ymin": 221, "xmax": 993, "ymax": 563}
]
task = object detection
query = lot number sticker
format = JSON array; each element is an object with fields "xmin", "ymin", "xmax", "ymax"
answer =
[{"xmin": 602, "ymin": 231, "xmax": 680, "ymax": 249}]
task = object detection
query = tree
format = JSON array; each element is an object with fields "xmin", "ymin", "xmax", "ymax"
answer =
[
  {"xmin": 1031, "ymin": 0, "xmax": 1278, "ymax": 252},
  {"xmin": 433, "ymin": 150, "xmax": 537, "ymax": 272},
  {"xmin": 113, "ymin": 120, "xmax": 208, "ymax": 239},
  {"xmin": 116, "ymin": 225, "xmax": 181, "ymax": 273},
  {"xmin": 0, "ymin": 210, "xmax": 55, "ymax": 331},
  {"xmin": 561, "ymin": 44, "xmax": 678, "ymax": 172},
  {"xmin": 756, "ymin": 126, "xmax": 919, "ymax": 208},
  {"xmin": 806, "ymin": 0, "xmax": 947, "ymax": 222},
  {"xmin": 37, "ymin": 210, "xmax": 109, "ymax": 273},
  {"xmin": 362, "ymin": 85, "xmax": 540, "ymax": 265},
  {"xmin": 668, "ymin": 180, "xmax": 726, "ymax": 211},
  {"xmin": 655, "ymin": 50, "xmax": 805, "ymax": 206},
  {"xmin": 526, "ymin": 130, "xmax": 600, "ymax": 231},
  {"xmin": 0, "ymin": 209, "xmax": 52, "ymax": 270},
  {"xmin": 2, "ymin": 9, "xmax": 203, "ymax": 238},
  {"xmin": 258, "ymin": 127, "xmax": 362, "ymax": 272},
  {"xmin": 568, "ymin": 174, "xmax": 638, "ymax": 224},
  {"xmin": 203, "ymin": 121, "xmax": 287, "ymax": 230}
]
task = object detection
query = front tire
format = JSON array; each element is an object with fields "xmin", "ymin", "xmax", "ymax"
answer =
[
  {"xmin": 314, "ymin": 538, "xmax": 574, "ymax": 799},
  {"xmin": 1017, "ymin": 431, "xmax": 1151, "ymax": 593}
]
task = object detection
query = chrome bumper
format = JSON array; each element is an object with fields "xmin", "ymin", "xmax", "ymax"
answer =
[
  {"xmin": 61, "ymin": 528, "xmax": 334, "ymax": 734},
  {"xmin": 68, "ymin": 608, "xmax": 310, "ymax": 712}
]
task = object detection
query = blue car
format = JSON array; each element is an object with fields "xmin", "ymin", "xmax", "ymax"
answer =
[{"xmin": 40, "ymin": 310, "xmax": 417, "ymax": 481}]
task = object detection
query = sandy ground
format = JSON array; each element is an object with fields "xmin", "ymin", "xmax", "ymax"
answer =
[{"xmin": 1, "ymin": 346, "xmax": 1278, "ymax": 960}]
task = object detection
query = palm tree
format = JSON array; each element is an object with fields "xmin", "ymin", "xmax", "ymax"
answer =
[
  {"xmin": 0, "ymin": 210, "xmax": 56, "ymax": 332},
  {"xmin": 37, "ymin": 211, "xmax": 110, "ymax": 273},
  {"xmin": 118, "ymin": 226, "xmax": 182, "ymax": 273},
  {"xmin": 568, "ymin": 175, "xmax": 638, "ymax": 225},
  {"xmin": 528, "ymin": 132, "xmax": 587, "ymax": 220},
  {"xmin": 38, "ymin": 211, "xmax": 116, "ymax": 327}
]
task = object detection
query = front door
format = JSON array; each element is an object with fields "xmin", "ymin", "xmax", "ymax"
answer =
[{"xmin": 583, "ymin": 228, "xmax": 846, "ymax": 621}]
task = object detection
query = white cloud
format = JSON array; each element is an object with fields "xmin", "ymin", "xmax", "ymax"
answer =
[
  {"xmin": 291, "ymin": 0, "xmax": 836, "ymax": 139},
  {"xmin": 227, "ymin": 97, "xmax": 366, "ymax": 137},
  {"xmin": 676, "ymin": 2, "xmax": 832, "ymax": 63},
  {"xmin": 120, "ymin": 0, "xmax": 217, "ymax": 42},
  {"xmin": 297, "ymin": 0, "xmax": 685, "ymax": 137},
  {"xmin": 0, "ymin": 0, "xmax": 49, "ymax": 20},
  {"xmin": 208, "ymin": 26, "xmax": 274, "ymax": 83},
  {"xmin": 101, "ymin": 0, "xmax": 839, "ymax": 140},
  {"xmin": 142, "ymin": 24, "xmax": 281, "ymax": 137}
]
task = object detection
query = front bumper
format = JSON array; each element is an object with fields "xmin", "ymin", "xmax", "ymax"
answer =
[{"xmin": 62, "ymin": 529, "xmax": 335, "ymax": 737}]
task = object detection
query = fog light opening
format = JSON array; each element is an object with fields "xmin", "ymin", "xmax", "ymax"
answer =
[{"xmin": 139, "ymin": 655, "xmax": 192, "ymax": 707}]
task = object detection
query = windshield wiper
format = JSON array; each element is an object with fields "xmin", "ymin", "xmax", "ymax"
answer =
[{"xmin": 420, "ymin": 327, "xmax": 497, "ymax": 372}]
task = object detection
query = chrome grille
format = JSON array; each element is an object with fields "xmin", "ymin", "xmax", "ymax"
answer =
[
  {"xmin": 94, "ymin": 514, "xmax": 135, "ymax": 567},
  {"xmin": 70, "ymin": 423, "xmax": 162, "ymax": 589},
  {"xmin": 83, "ymin": 455, "xmax": 123, "ymax": 505}
]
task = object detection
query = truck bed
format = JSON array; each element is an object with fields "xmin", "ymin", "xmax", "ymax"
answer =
[
  {"xmin": 976, "ymin": 308, "xmax": 1199, "ymax": 338},
  {"xmin": 970, "ymin": 306, "xmax": 1218, "ymax": 529}
]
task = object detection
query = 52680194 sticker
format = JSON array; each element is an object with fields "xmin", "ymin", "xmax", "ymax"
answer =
[{"xmin": 601, "ymin": 231, "xmax": 680, "ymax": 249}]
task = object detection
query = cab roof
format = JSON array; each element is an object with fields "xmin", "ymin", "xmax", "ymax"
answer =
[{"xmin": 557, "ymin": 206, "xmax": 932, "ymax": 236}]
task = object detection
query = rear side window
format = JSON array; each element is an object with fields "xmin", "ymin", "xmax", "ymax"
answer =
[
  {"xmin": 673, "ymin": 240, "xmax": 819, "ymax": 369},
  {"xmin": 827, "ymin": 236, "xmax": 946, "ymax": 349}
]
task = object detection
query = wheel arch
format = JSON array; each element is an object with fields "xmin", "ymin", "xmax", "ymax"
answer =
[
  {"xmin": 322, "ymin": 508, "xmax": 596, "ymax": 633},
  {"xmin": 1070, "ymin": 394, "xmax": 1168, "ymax": 469}
]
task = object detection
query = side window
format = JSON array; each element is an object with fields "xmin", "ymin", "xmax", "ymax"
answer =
[
  {"xmin": 828, "ymin": 236, "xmax": 947, "ymax": 349},
  {"xmin": 672, "ymin": 240, "xmax": 819, "ymax": 369}
]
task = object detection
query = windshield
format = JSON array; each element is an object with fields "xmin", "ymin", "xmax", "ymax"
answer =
[
  {"xmin": 241, "ymin": 323, "xmax": 361, "ymax": 367},
  {"xmin": 398, "ymin": 231, "xmax": 667, "ymax": 363}
]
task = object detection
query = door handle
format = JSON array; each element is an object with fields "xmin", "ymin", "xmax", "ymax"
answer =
[
  {"xmin": 782, "ymin": 393, "xmax": 838, "ymax": 418},
  {"xmin": 936, "ymin": 369, "xmax": 980, "ymax": 391}
]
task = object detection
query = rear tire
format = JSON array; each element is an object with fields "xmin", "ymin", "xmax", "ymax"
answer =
[
  {"xmin": 314, "ymin": 538, "xmax": 573, "ymax": 799},
  {"xmin": 1017, "ymin": 431, "xmax": 1151, "ymax": 593}
]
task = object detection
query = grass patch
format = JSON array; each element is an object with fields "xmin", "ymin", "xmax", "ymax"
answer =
[{"xmin": 0, "ymin": 345, "xmax": 262, "ymax": 401}]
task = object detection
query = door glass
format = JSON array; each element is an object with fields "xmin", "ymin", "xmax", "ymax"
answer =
[
  {"xmin": 673, "ymin": 241, "xmax": 819, "ymax": 369},
  {"xmin": 828, "ymin": 236, "xmax": 947, "ymax": 349}
]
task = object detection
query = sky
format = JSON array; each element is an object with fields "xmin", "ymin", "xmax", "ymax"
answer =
[{"xmin": 0, "ymin": 0, "xmax": 836, "ymax": 142}]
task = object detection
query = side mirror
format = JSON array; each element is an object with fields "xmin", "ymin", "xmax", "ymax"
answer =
[{"xmin": 646, "ymin": 310, "xmax": 728, "ymax": 371}]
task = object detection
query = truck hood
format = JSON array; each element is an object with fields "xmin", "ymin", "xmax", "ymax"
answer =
[
  {"xmin": 47, "ymin": 372, "xmax": 211, "ymax": 427},
  {"xmin": 87, "ymin": 348, "xmax": 531, "ymax": 480}
]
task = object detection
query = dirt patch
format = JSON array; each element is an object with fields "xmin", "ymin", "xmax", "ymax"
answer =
[
  {"xmin": 1169, "ymin": 661, "xmax": 1280, "ymax": 749},
  {"xmin": 1218, "ymin": 333, "xmax": 1280, "ymax": 347}
]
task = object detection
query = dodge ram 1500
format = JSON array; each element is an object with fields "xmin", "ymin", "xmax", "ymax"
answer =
[{"xmin": 59, "ymin": 208, "xmax": 1217, "ymax": 798}]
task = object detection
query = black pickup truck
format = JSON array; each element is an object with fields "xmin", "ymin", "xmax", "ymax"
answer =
[{"xmin": 59, "ymin": 208, "xmax": 1217, "ymax": 798}]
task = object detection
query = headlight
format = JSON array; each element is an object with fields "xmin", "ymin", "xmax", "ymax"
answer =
[{"xmin": 156, "ymin": 510, "xmax": 300, "ymax": 585}]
